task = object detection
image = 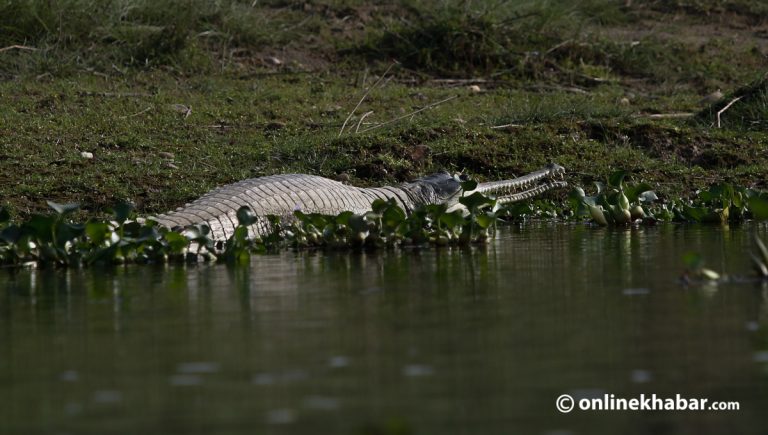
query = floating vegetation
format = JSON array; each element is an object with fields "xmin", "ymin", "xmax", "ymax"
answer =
[
  {"xmin": 574, "ymin": 171, "xmax": 768, "ymax": 226},
  {"xmin": 682, "ymin": 234, "xmax": 768, "ymax": 285},
  {"xmin": 570, "ymin": 170, "xmax": 658, "ymax": 226},
  {"xmin": 0, "ymin": 180, "xmax": 506, "ymax": 268},
  {"xmin": 663, "ymin": 184, "xmax": 768, "ymax": 223},
  {"xmin": 682, "ymin": 252, "xmax": 721, "ymax": 281}
]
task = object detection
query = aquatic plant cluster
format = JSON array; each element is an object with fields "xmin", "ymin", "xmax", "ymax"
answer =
[
  {"xmin": 2, "ymin": 172, "xmax": 768, "ymax": 268},
  {"xmin": 0, "ymin": 180, "xmax": 503, "ymax": 267},
  {"xmin": 572, "ymin": 171, "xmax": 768, "ymax": 226}
]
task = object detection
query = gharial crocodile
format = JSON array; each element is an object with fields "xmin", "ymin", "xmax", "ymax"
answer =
[{"xmin": 150, "ymin": 164, "xmax": 567, "ymax": 241}]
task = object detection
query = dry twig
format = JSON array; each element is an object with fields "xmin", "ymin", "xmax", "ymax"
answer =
[
  {"xmin": 355, "ymin": 111, "xmax": 374, "ymax": 133},
  {"xmin": 717, "ymin": 96, "xmax": 743, "ymax": 128},
  {"xmin": 356, "ymin": 95, "xmax": 459, "ymax": 134},
  {"xmin": 78, "ymin": 91, "xmax": 152, "ymax": 98},
  {"xmin": 120, "ymin": 106, "xmax": 153, "ymax": 119},
  {"xmin": 339, "ymin": 62, "xmax": 398, "ymax": 137},
  {"xmin": 545, "ymin": 39, "xmax": 573, "ymax": 55},
  {"xmin": 633, "ymin": 113, "xmax": 694, "ymax": 119},
  {"xmin": 0, "ymin": 45, "xmax": 38, "ymax": 53}
]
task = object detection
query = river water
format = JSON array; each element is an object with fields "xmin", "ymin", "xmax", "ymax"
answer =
[{"xmin": 2, "ymin": 224, "xmax": 768, "ymax": 434}]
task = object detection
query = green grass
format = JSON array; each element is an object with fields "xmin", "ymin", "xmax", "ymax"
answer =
[{"xmin": 1, "ymin": 0, "xmax": 768, "ymax": 219}]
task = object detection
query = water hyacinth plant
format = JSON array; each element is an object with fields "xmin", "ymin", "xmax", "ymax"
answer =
[
  {"xmin": 682, "ymin": 251, "xmax": 721, "ymax": 281},
  {"xmin": 570, "ymin": 170, "xmax": 658, "ymax": 226},
  {"xmin": 665, "ymin": 184, "xmax": 768, "ymax": 223},
  {"xmin": 682, "ymin": 233, "xmax": 768, "ymax": 283},
  {"xmin": 0, "ymin": 179, "xmax": 503, "ymax": 268},
  {"xmin": 573, "ymin": 171, "xmax": 768, "ymax": 226}
]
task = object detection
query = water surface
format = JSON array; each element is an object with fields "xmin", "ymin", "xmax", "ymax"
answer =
[{"xmin": 2, "ymin": 224, "xmax": 768, "ymax": 434}]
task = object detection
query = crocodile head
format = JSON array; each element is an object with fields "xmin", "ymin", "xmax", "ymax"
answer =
[
  {"xmin": 405, "ymin": 164, "xmax": 567, "ymax": 212},
  {"xmin": 467, "ymin": 163, "xmax": 568, "ymax": 206}
]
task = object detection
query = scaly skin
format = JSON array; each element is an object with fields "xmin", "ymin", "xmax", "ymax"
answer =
[{"xmin": 151, "ymin": 165, "xmax": 567, "ymax": 241}]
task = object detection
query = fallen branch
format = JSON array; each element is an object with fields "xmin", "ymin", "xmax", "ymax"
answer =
[
  {"xmin": 120, "ymin": 106, "xmax": 153, "ymax": 119},
  {"xmin": 0, "ymin": 45, "xmax": 38, "ymax": 53},
  {"xmin": 430, "ymin": 78, "xmax": 490, "ymax": 85},
  {"xmin": 544, "ymin": 39, "xmax": 574, "ymax": 55},
  {"xmin": 339, "ymin": 61, "xmax": 398, "ymax": 137},
  {"xmin": 78, "ymin": 91, "xmax": 153, "ymax": 98},
  {"xmin": 544, "ymin": 60, "xmax": 616, "ymax": 85},
  {"xmin": 530, "ymin": 84, "xmax": 589, "ymax": 94},
  {"xmin": 633, "ymin": 113, "xmax": 694, "ymax": 119},
  {"xmin": 356, "ymin": 95, "xmax": 459, "ymax": 134},
  {"xmin": 717, "ymin": 96, "xmax": 743, "ymax": 128},
  {"xmin": 490, "ymin": 123, "xmax": 523, "ymax": 129}
]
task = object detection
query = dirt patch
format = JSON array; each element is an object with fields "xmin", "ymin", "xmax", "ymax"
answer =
[
  {"xmin": 580, "ymin": 122, "xmax": 749, "ymax": 168},
  {"xmin": 624, "ymin": 124, "xmax": 697, "ymax": 160}
]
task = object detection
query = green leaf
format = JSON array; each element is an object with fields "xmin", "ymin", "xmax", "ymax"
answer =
[
  {"xmin": 382, "ymin": 205, "xmax": 406, "ymax": 227},
  {"xmin": 611, "ymin": 206, "xmax": 631, "ymax": 224},
  {"xmin": 236, "ymin": 206, "xmax": 257, "ymax": 226},
  {"xmin": 459, "ymin": 192, "xmax": 493, "ymax": 210},
  {"xmin": 580, "ymin": 195, "xmax": 597, "ymax": 207},
  {"xmin": 569, "ymin": 187, "xmax": 586, "ymax": 200},
  {"xmin": 682, "ymin": 205, "xmax": 708, "ymax": 222},
  {"xmin": 588, "ymin": 205, "xmax": 609, "ymax": 226},
  {"xmin": 608, "ymin": 170, "xmax": 627, "ymax": 189},
  {"xmin": 748, "ymin": 196, "xmax": 768, "ymax": 220},
  {"xmin": 47, "ymin": 201, "xmax": 80, "ymax": 215},
  {"xmin": 24, "ymin": 215, "xmax": 56, "ymax": 241},
  {"xmin": 618, "ymin": 192, "xmax": 630, "ymax": 211},
  {"xmin": 0, "ymin": 224, "xmax": 21, "ymax": 243},
  {"xmin": 682, "ymin": 252, "xmax": 703, "ymax": 269},
  {"xmin": 425, "ymin": 204, "xmax": 448, "ymax": 219},
  {"xmin": 439, "ymin": 211, "xmax": 465, "ymax": 229},
  {"xmin": 293, "ymin": 210, "xmax": 311, "ymax": 224},
  {"xmin": 335, "ymin": 211, "xmax": 354, "ymax": 226},
  {"xmin": 475, "ymin": 212, "xmax": 496, "ymax": 229},
  {"xmin": 732, "ymin": 190, "xmax": 744, "ymax": 208},
  {"xmin": 460, "ymin": 179, "xmax": 478, "ymax": 192},
  {"xmin": 698, "ymin": 190, "xmax": 714, "ymax": 203},
  {"xmin": 55, "ymin": 222, "xmax": 84, "ymax": 247},
  {"xmin": 112, "ymin": 202, "xmax": 132, "ymax": 224},
  {"xmin": 593, "ymin": 181, "xmax": 605, "ymax": 195},
  {"xmin": 232, "ymin": 225, "xmax": 249, "ymax": 243},
  {"xmin": 163, "ymin": 231, "xmax": 189, "ymax": 252},
  {"xmin": 137, "ymin": 225, "xmax": 162, "ymax": 242},
  {"xmin": 371, "ymin": 199, "xmax": 386, "ymax": 214},
  {"xmin": 348, "ymin": 214, "xmax": 368, "ymax": 233},
  {"xmin": 630, "ymin": 205, "xmax": 645, "ymax": 220},
  {"xmin": 504, "ymin": 202, "xmax": 533, "ymax": 218},
  {"xmin": 624, "ymin": 183, "xmax": 653, "ymax": 203},
  {"xmin": 655, "ymin": 204, "xmax": 674, "ymax": 221}
]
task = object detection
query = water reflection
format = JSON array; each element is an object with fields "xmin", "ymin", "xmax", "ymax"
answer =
[{"xmin": 1, "ymin": 224, "xmax": 768, "ymax": 434}]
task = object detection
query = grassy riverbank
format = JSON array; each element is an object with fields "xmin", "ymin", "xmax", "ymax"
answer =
[{"xmin": 2, "ymin": 0, "xmax": 768, "ymax": 218}]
